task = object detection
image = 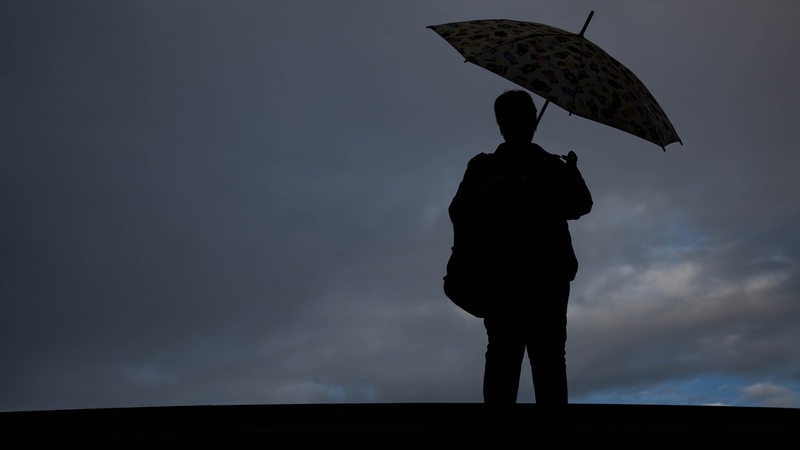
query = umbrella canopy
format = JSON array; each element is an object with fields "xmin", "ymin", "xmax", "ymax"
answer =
[{"xmin": 428, "ymin": 12, "xmax": 682, "ymax": 150}]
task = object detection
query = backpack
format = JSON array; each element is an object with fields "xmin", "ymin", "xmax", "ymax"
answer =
[
  {"xmin": 442, "ymin": 153, "xmax": 497, "ymax": 319},
  {"xmin": 443, "ymin": 245, "xmax": 487, "ymax": 318}
]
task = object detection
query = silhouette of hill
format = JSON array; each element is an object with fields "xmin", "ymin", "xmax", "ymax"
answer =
[{"xmin": 2, "ymin": 403, "xmax": 798, "ymax": 444}]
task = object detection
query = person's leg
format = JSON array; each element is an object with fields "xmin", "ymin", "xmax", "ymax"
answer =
[
  {"xmin": 483, "ymin": 314, "xmax": 526, "ymax": 404},
  {"xmin": 528, "ymin": 281, "xmax": 570, "ymax": 405}
]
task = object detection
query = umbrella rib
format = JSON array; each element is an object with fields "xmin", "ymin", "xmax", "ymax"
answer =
[
  {"xmin": 529, "ymin": 12, "xmax": 595, "ymax": 121},
  {"xmin": 480, "ymin": 32, "xmax": 576, "ymax": 56},
  {"xmin": 568, "ymin": 11, "xmax": 594, "ymax": 115}
]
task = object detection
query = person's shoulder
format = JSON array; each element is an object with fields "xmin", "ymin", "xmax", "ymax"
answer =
[
  {"xmin": 533, "ymin": 144, "xmax": 565, "ymax": 166},
  {"xmin": 469, "ymin": 151, "xmax": 494, "ymax": 160},
  {"xmin": 462, "ymin": 152, "xmax": 497, "ymax": 179},
  {"xmin": 467, "ymin": 152, "xmax": 495, "ymax": 167}
]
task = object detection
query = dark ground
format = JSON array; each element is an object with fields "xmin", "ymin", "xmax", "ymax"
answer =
[{"xmin": 2, "ymin": 402, "xmax": 799, "ymax": 444}]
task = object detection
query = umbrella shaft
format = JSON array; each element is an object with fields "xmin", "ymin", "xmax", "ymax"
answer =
[
  {"xmin": 579, "ymin": 10, "xmax": 594, "ymax": 36},
  {"xmin": 536, "ymin": 100, "xmax": 550, "ymax": 127}
]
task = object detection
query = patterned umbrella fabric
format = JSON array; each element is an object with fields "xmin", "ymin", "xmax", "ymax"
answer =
[{"xmin": 428, "ymin": 15, "xmax": 682, "ymax": 150}]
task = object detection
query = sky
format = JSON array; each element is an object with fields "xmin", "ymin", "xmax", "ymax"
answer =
[{"xmin": 2, "ymin": 0, "xmax": 799, "ymax": 412}]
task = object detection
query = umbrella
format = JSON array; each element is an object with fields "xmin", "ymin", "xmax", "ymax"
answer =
[{"xmin": 427, "ymin": 11, "xmax": 682, "ymax": 150}]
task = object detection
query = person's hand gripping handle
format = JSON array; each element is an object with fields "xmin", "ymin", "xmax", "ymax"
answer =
[{"xmin": 561, "ymin": 150, "xmax": 578, "ymax": 167}]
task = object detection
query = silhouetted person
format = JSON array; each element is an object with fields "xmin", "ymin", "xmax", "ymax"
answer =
[{"xmin": 448, "ymin": 90, "xmax": 593, "ymax": 405}]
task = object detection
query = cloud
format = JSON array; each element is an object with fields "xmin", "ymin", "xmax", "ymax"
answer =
[{"xmin": 740, "ymin": 382, "xmax": 800, "ymax": 408}]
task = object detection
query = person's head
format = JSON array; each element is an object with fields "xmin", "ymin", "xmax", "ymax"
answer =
[{"xmin": 494, "ymin": 90, "xmax": 538, "ymax": 144}]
